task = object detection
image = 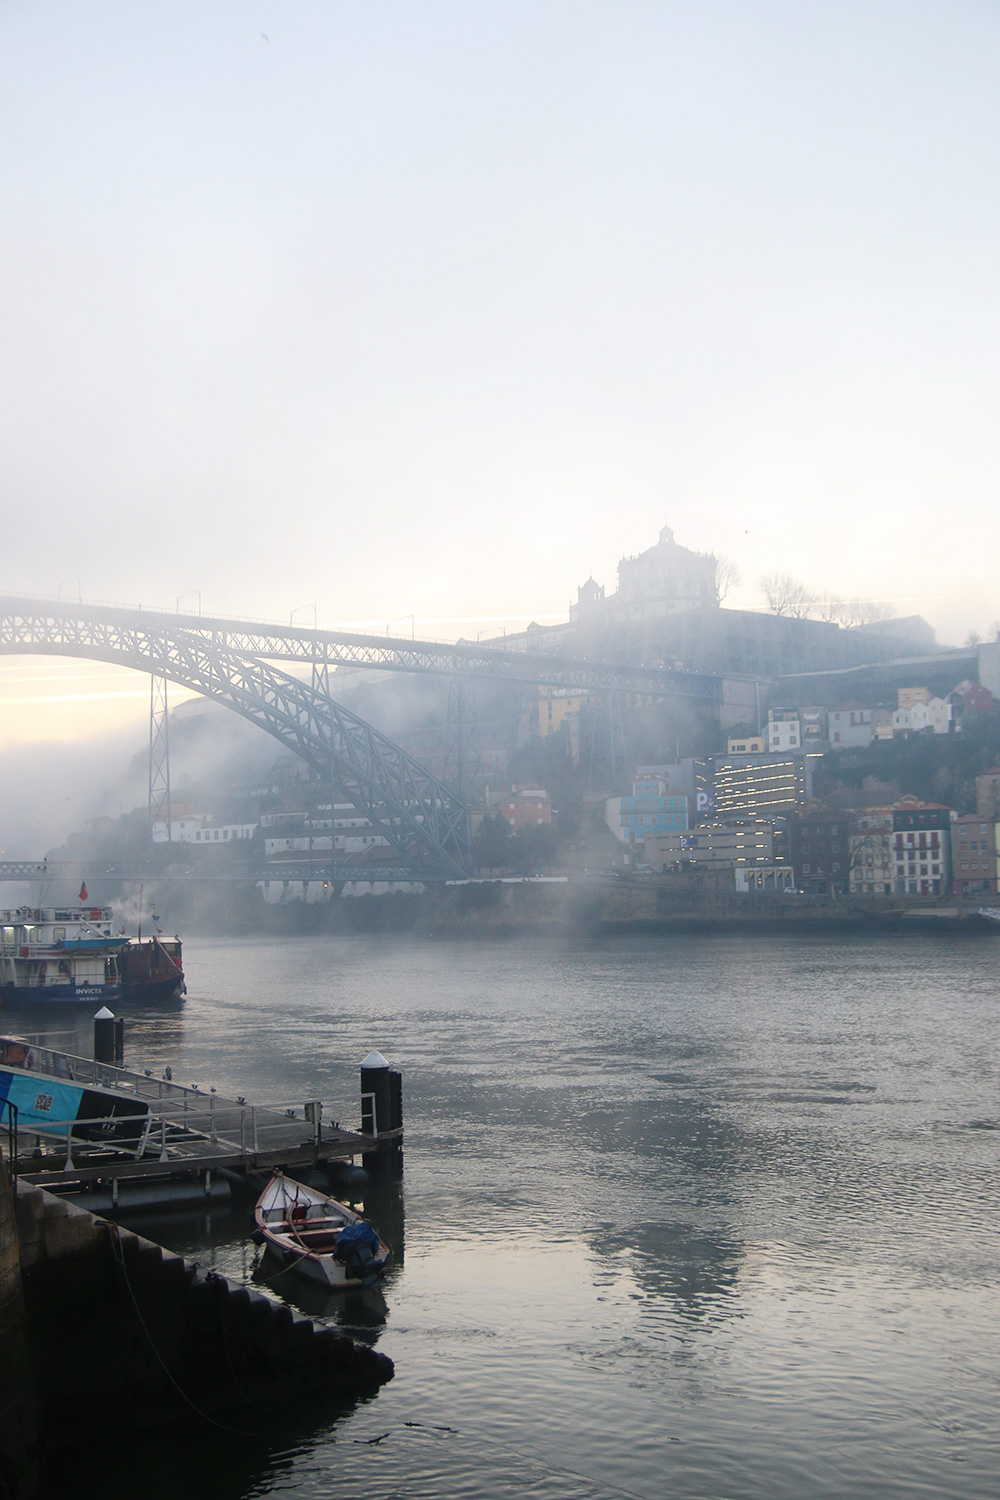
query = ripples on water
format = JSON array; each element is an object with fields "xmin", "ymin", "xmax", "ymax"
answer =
[{"xmin": 24, "ymin": 930, "xmax": 1000, "ymax": 1498}]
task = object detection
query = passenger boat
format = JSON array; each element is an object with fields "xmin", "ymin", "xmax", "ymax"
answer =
[
  {"xmin": 0, "ymin": 906, "xmax": 185, "ymax": 1005},
  {"xmin": 254, "ymin": 1170, "xmax": 390, "ymax": 1289},
  {"xmin": 1, "ymin": 905, "xmax": 122, "ymax": 1004},
  {"xmin": 0, "ymin": 1034, "xmax": 151, "ymax": 1148}
]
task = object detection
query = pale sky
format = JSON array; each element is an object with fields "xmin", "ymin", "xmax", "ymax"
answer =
[{"xmin": 2, "ymin": 0, "xmax": 999, "ymax": 746}]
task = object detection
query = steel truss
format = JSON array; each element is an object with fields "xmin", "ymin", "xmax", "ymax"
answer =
[
  {"xmin": 0, "ymin": 596, "xmax": 719, "ymax": 699},
  {"xmin": 148, "ymin": 673, "xmax": 171, "ymax": 831},
  {"xmin": 0, "ymin": 606, "xmax": 471, "ymax": 878}
]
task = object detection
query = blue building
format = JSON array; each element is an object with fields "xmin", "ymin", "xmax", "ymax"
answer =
[{"xmin": 615, "ymin": 776, "xmax": 689, "ymax": 844}]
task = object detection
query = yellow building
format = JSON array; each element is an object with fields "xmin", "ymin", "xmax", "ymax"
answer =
[{"xmin": 537, "ymin": 689, "xmax": 587, "ymax": 739}]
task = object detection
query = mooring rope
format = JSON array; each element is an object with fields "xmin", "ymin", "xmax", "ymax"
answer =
[{"xmin": 103, "ymin": 1222, "xmax": 268, "ymax": 1439}]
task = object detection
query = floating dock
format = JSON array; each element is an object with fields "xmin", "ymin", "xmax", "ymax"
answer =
[{"xmin": 3, "ymin": 1035, "xmax": 402, "ymax": 1201}]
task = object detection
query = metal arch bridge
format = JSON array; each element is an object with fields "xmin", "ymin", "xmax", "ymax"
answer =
[
  {"xmin": 0, "ymin": 596, "xmax": 719, "ymax": 697},
  {"xmin": 0, "ymin": 596, "xmax": 720, "ymax": 880}
]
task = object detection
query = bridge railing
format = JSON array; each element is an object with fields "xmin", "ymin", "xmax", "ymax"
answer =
[{"xmin": 0, "ymin": 589, "xmax": 559, "ymax": 651}]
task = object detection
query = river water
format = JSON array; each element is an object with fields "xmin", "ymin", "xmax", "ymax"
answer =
[{"xmin": 26, "ymin": 929, "xmax": 1000, "ymax": 1498}]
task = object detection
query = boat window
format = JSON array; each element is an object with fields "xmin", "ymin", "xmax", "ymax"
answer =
[
  {"xmin": 53, "ymin": 927, "xmax": 65, "ymax": 941},
  {"xmin": 2, "ymin": 927, "xmax": 12, "ymax": 942}
]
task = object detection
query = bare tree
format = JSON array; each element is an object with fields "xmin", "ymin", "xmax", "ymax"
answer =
[
  {"xmin": 759, "ymin": 572, "xmax": 813, "ymax": 618},
  {"xmin": 818, "ymin": 593, "xmax": 843, "ymax": 623},
  {"xmin": 712, "ymin": 555, "xmax": 741, "ymax": 606},
  {"xmin": 964, "ymin": 629, "xmax": 983, "ymax": 647},
  {"xmin": 835, "ymin": 597, "xmax": 896, "ymax": 629}
]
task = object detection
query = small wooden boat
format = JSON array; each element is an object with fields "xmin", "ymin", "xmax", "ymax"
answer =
[{"xmin": 254, "ymin": 1170, "xmax": 390, "ymax": 1289}]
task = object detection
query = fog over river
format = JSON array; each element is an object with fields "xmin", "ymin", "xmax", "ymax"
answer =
[{"xmin": 25, "ymin": 929, "xmax": 1000, "ymax": 1499}]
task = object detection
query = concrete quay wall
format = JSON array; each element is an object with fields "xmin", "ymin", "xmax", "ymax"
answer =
[
  {"xmin": 425, "ymin": 878, "xmax": 982, "ymax": 934},
  {"xmin": 0, "ymin": 1159, "xmax": 38, "ymax": 1500},
  {"xmin": 14, "ymin": 1183, "xmax": 393, "ymax": 1447}
]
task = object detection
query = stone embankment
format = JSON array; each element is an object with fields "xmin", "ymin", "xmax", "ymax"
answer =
[
  {"xmin": 422, "ymin": 878, "xmax": 988, "ymax": 935},
  {"xmin": 13, "ymin": 1182, "xmax": 392, "ymax": 1454}
]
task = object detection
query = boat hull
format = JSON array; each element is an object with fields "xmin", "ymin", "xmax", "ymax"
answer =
[
  {"xmin": 262, "ymin": 1236, "xmax": 359, "ymax": 1287},
  {"xmin": 118, "ymin": 975, "xmax": 185, "ymax": 1003},
  {"xmin": 0, "ymin": 981, "xmax": 121, "ymax": 1006}
]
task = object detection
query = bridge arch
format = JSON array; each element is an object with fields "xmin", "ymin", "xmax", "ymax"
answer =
[{"xmin": 0, "ymin": 606, "xmax": 472, "ymax": 879}]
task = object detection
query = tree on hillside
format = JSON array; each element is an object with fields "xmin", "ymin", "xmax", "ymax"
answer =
[
  {"xmin": 472, "ymin": 813, "xmax": 512, "ymax": 874},
  {"xmin": 834, "ymin": 597, "xmax": 896, "ymax": 629},
  {"xmin": 759, "ymin": 572, "xmax": 813, "ymax": 618},
  {"xmin": 508, "ymin": 823, "xmax": 558, "ymax": 874},
  {"xmin": 712, "ymin": 556, "xmax": 742, "ymax": 605}
]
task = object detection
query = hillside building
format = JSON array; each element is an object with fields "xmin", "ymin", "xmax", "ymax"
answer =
[
  {"xmin": 828, "ymin": 706, "xmax": 872, "ymax": 748},
  {"xmin": 790, "ymin": 810, "xmax": 850, "ymax": 896},
  {"xmin": 606, "ymin": 775, "xmax": 689, "ymax": 846},
  {"xmin": 726, "ymin": 734, "xmax": 765, "ymax": 755},
  {"xmin": 697, "ymin": 754, "xmax": 813, "ymax": 821},
  {"xmin": 891, "ymin": 800, "xmax": 951, "ymax": 896},
  {"xmin": 848, "ymin": 811, "xmax": 894, "ymax": 896},
  {"xmin": 645, "ymin": 818, "xmax": 786, "ymax": 872},
  {"xmin": 976, "ymin": 769, "xmax": 1000, "ymax": 819},
  {"xmin": 766, "ymin": 708, "xmax": 802, "ymax": 753},
  {"xmin": 952, "ymin": 816, "xmax": 998, "ymax": 901},
  {"xmin": 498, "ymin": 785, "xmax": 552, "ymax": 831}
]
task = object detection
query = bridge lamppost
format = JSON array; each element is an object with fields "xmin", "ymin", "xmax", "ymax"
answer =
[
  {"xmin": 176, "ymin": 588, "xmax": 201, "ymax": 616},
  {"xmin": 290, "ymin": 603, "xmax": 317, "ymax": 629},
  {"xmin": 387, "ymin": 615, "xmax": 415, "ymax": 640},
  {"xmin": 58, "ymin": 575, "xmax": 81, "ymax": 602}
]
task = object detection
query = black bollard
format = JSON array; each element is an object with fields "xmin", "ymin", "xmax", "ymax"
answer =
[
  {"xmin": 93, "ymin": 1006, "xmax": 119, "ymax": 1065},
  {"xmin": 360, "ymin": 1050, "xmax": 403, "ymax": 1179}
]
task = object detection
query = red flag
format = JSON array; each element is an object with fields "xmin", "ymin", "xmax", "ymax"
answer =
[{"xmin": 79, "ymin": 881, "xmax": 88, "ymax": 902}]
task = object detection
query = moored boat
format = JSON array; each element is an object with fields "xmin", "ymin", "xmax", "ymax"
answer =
[
  {"xmin": 0, "ymin": 905, "xmax": 121, "ymax": 1004},
  {"xmin": 254, "ymin": 1170, "xmax": 390, "ymax": 1289},
  {"xmin": 0, "ymin": 906, "xmax": 185, "ymax": 1005},
  {"xmin": 117, "ymin": 935, "xmax": 186, "ymax": 1002}
]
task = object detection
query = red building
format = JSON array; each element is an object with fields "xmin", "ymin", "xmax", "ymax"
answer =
[
  {"xmin": 949, "ymin": 680, "xmax": 998, "ymax": 725},
  {"xmin": 498, "ymin": 785, "xmax": 552, "ymax": 832}
]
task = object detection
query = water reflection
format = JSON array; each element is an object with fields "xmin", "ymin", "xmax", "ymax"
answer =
[
  {"xmin": 23, "ymin": 930, "xmax": 1000, "ymax": 1499},
  {"xmin": 592, "ymin": 1220, "xmax": 743, "ymax": 1319}
]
